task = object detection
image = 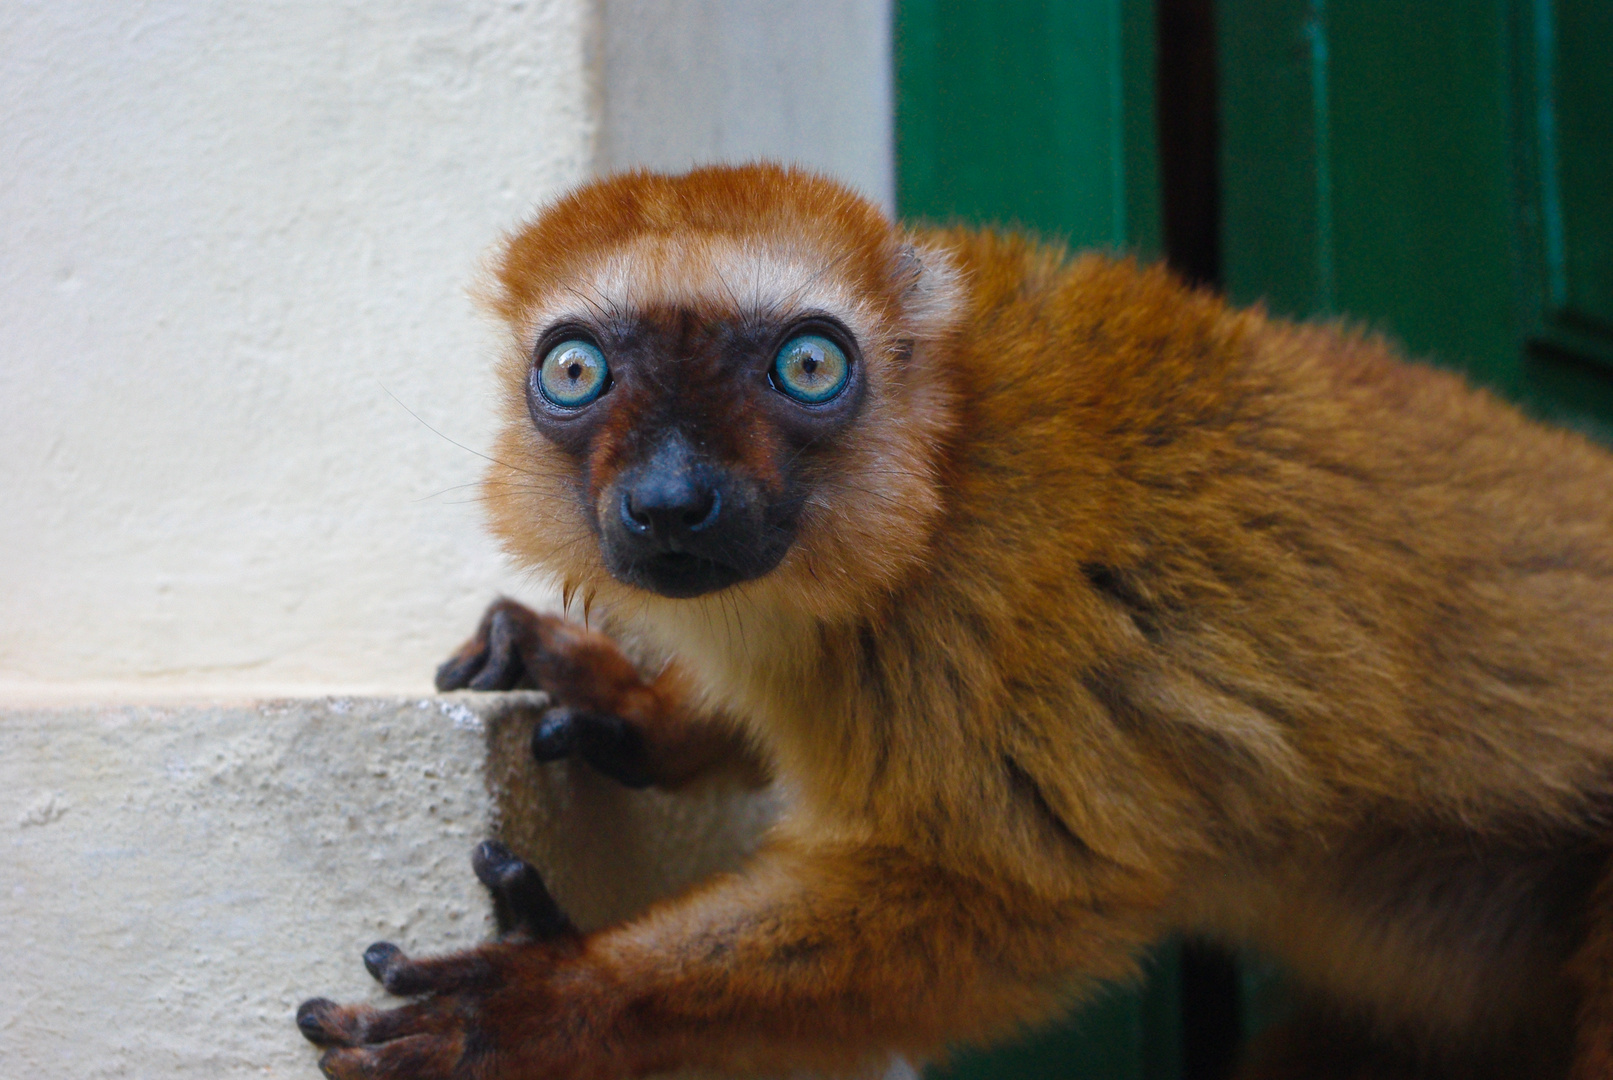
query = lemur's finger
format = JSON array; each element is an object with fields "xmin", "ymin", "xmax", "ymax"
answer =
[
  {"xmin": 530, "ymin": 707, "xmax": 581, "ymax": 762},
  {"xmin": 575, "ymin": 713, "xmax": 655, "ymax": 788},
  {"xmin": 531, "ymin": 707, "xmax": 656, "ymax": 788},
  {"xmin": 297, "ymin": 998, "xmax": 355, "ymax": 1047},
  {"xmin": 467, "ymin": 608, "xmax": 525, "ymax": 691},
  {"xmin": 298, "ymin": 998, "xmax": 455, "ymax": 1048},
  {"xmin": 472, "ymin": 840, "xmax": 574, "ymax": 940},
  {"xmin": 362, "ymin": 942, "xmax": 495, "ymax": 997},
  {"xmin": 433, "ymin": 641, "xmax": 488, "ymax": 692}
]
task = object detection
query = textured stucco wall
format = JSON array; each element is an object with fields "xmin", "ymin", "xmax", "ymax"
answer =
[
  {"xmin": 1, "ymin": 694, "xmax": 786, "ymax": 1079},
  {"xmin": 3, "ymin": 697, "xmax": 497, "ymax": 1078}
]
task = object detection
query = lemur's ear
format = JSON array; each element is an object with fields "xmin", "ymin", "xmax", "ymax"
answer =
[
  {"xmin": 893, "ymin": 242, "xmax": 966, "ymax": 340},
  {"xmin": 894, "ymin": 245, "xmax": 925, "ymax": 290}
]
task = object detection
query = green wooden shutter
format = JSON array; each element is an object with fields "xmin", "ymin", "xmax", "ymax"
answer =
[
  {"xmin": 1512, "ymin": 0, "xmax": 1613, "ymax": 378},
  {"xmin": 897, "ymin": 3, "xmax": 1182, "ymax": 1079},
  {"xmin": 1219, "ymin": 0, "xmax": 1613, "ymax": 436}
]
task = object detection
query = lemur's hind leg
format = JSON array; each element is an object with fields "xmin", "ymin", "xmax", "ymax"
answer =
[
  {"xmin": 436, "ymin": 597, "xmax": 765, "ymax": 789},
  {"xmin": 1235, "ymin": 1007, "xmax": 1436, "ymax": 1080}
]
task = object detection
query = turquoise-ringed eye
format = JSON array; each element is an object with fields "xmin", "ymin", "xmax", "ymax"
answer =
[
  {"xmin": 772, "ymin": 334, "xmax": 849, "ymax": 404},
  {"xmin": 538, "ymin": 340, "xmax": 608, "ymax": 407}
]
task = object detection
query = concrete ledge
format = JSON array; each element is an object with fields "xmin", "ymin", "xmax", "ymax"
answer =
[{"xmin": 2, "ymin": 694, "xmax": 781, "ymax": 1078}]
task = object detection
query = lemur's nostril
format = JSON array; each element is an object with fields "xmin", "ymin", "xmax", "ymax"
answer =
[
  {"xmin": 622, "ymin": 490, "xmax": 653, "ymax": 533},
  {"xmin": 684, "ymin": 489, "xmax": 720, "ymax": 532}
]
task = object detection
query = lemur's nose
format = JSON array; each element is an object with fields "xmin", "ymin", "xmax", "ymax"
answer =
[
  {"xmin": 619, "ymin": 436, "xmax": 722, "ymax": 542},
  {"xmin": 621, "ymin": 479, "xmax": 719, "ymax": 539}
]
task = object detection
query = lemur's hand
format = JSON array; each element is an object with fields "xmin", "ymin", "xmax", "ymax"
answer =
[
  {"xmin": 434, "ymin": 598, "xmax": 640, "ymax": 707},
  {"xmin": 297, "ymin": 843, "xmax": 626, "ymax": 1080},
  {"xmin": 436, "ymin": 598, "xmax": 760, "ymax": 789},
  {"xmin": 435, "ymin": 598, "xmax": 665, "ymax": 787}
]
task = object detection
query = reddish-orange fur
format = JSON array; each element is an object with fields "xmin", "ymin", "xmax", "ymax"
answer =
[{"xmin": 304, "ymin": 165, "xmax": 1613, "ymax": 1079}]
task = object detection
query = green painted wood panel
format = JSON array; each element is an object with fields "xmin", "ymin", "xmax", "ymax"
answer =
[
  {"xmin": 1216, "ymin": 0, "xmax": 1331, "ymax": 320},
  {"xmin": 898, "ymin": 0, "xmax": 1161, "ymax": 256},
  {"xmin": 1549, "ymin": 0, "xmax": 1613, "ymax": 341},
  {"xmin": 1218, "ymin": 0, "xmax": 1613, "ymax": 438},
  {"xmin": 897, "ymin": 4, "xmax": 1179, "ymax": 1077},
  {"xmin": 1514, "ymin": 0, "xmax": 1613, "ymax": 368},
  {"xmin": 1220, "ymin": 1, "xmax": 1517, "ymax": 382}
]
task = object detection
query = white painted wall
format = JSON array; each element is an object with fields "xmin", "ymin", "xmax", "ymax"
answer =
[
  {"xmin": 0, "ymin": 0, "xmax": 893, "ymax": 700},
  {"xmin": 0, "ymin": 0, "xmax": 597, "ymax": 699},
  {"xmin": 599, "ymin": 0, "xmax": 894, "ymax": 211}
]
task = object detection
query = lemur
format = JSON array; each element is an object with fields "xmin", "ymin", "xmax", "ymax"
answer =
[{"xmin": 297, "ymin": 164, "xmax": 1613, "ymax": 1080}]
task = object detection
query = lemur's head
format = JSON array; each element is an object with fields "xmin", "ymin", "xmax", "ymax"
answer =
[{"xmin": 482, "ymin": 165, "xmax": 964, "ymax": 624}]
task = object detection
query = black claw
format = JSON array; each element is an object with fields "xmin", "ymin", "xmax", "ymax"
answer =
[
  {"xmin": 531, "ymin": 708, "xmax": 580, "ymax": 761},
  {"xmin": 296, "ymin": 998, "xmax": 341, "ymax": 1046},
  {"xmin": 471, "ymin": 840, "xmax": 574, "ymax": 940},
  {"xmin": 363, "ymin": 941, "xmax": 404, "ymax": 984}
]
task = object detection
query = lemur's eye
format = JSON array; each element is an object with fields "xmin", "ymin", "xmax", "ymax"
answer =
[
  {"xmin": 772, "ymin": 334, "xmax": 849, "ymax": 404},
  {"xmin": 538, "ymin": 340, "xmax": 608, "ymax": 407}
]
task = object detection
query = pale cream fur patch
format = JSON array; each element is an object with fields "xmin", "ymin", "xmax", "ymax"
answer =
[{"xmin": 510, "ymin": 233, "xmax": 959, "ymax": 356}]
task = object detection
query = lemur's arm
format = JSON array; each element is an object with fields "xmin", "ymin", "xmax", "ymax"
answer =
[{"xmin": 299, "ymin": 840, "xmax": 1162, "ymax": 1080}]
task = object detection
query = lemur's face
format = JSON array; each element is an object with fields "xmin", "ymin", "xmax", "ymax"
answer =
[
  {"xmin": 522, "ymin": 304, "xmax": 866, "ymax": 598},
  {"xmin": 482, "ymin": 166, "xmax": 962, "ymax": 620}
]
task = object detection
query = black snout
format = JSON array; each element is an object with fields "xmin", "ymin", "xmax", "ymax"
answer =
[
  {"xmin": 621, "ymin": 473, "xmax": 721, "ymax": 541},
  {"xmin": 597, "ymin": 433, "xmax": 796, "ymax": 598}
]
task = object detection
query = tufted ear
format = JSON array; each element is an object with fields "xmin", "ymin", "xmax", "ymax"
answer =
[
  {"xmin": 893, "ymin": 241, "xmax": 967, "ymax": 342},
  {"xmin": 893, "ymin": 244, "xmax": 925, "ymax": 290}
]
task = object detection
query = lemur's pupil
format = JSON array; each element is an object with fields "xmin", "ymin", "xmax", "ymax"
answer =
[
  {"xmin": 803, "ymin": 357, "xmax": 818, "ymax": 374},
  {"xmin": 568, "ymin": 363, "xmax": 582, "ymax": 379}
]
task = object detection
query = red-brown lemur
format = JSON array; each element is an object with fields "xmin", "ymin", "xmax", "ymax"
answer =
[{"xmin": 296, "ymin": 164, "xmax": 1613, "ymax": 1080}]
